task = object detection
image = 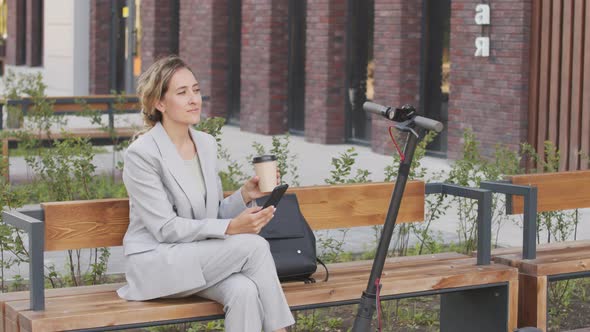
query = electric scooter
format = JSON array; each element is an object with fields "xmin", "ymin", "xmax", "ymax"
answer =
[
  {"xmin": 352, "ymin": 101, "xmax": 541, "ymax": 332},
  {"xmin": 351, "ymin": 101, "xmax": 442, "ymax": 331}
]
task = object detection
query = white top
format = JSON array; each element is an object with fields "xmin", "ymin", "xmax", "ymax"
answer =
[{"xmin": 184, "ymin": 154, "xmax": 206, "ymax": 202}]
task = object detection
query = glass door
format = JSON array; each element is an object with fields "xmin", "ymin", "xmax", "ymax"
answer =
[
  {"xmin": 287, "ymin": 0, "xmax": 306, "ymax": 134},
  {"xmin": 227, "ymin": 0, "xmax": 242, "ymax": 124},
  {"xmin": 421, "ymin": 0, "xmax": 450, "ymax": 156},
  {"xmin": 345, "ymin": 0, "xmax": 374, "ymax": 144}
]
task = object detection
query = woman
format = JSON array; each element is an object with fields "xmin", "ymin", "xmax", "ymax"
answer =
[{"xmin": 118, "ymin": 55, "xmax": 295, "ymax": 332}]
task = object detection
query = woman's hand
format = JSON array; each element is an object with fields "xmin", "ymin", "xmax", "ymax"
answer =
[
  {"xmin": 225, "ymin": 206, "xmax": 276, "ymax": 235},
  {"xmin": 240, "ymin": 169, "xmax": 281, "ymax": 204}
]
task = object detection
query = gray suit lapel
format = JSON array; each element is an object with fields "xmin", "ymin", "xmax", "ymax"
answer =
[
  {"xmin": 189, "ymin": 129, "xmax": 217, "ymax": 219},
  {"xmin": 150, "ymin": 122, "xmax": 206, "ymax": 219}
]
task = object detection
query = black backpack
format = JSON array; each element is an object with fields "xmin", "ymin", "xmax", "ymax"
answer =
[{"xmin": 258, "ymin": 194, "xmax": 328, "ymax": 283}]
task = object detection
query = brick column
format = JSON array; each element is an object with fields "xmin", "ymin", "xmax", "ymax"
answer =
[
  {"xmin": 240, "ymin": 0, "xmax": 289, "ymax": 135},
  {"xmin": 89, "ymin": 0, "xmax": 111, "ymax": 94},
  {"xmin": 371, "ymin": 0, "xmax": 422, "ymax": 155},
  {"xmin": 5, "ymin": 0, "xmax": 25, "ymax": 65},
  {"xmin": 448, "ymin": 0, "xmax": 531, "ymax": 158},
  {"xmin": 140, "ymin": 0, "xmax": 178, "ymax": 72},
  {"xmin": 179, "ymin": 0, "xmax": 229, "ymax": 119},
  {"xmin": 304, "ymin": 0, "xmax": 348, "ymax": 144}
]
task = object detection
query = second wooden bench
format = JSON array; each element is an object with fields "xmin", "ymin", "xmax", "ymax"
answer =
[{"xmin": 482, "ymin": 170, "xmax": 590, "ymax": 330}]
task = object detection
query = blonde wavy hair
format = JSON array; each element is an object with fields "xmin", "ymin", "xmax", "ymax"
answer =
[{"xmin": 135, "ymin": 55, "xmax": 195, "ymax": 132}]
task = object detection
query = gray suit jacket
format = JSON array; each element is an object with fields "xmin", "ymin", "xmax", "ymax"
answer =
[{"xmin": 117, "ymin": 122, "xmax": 250, "ymax": 300}]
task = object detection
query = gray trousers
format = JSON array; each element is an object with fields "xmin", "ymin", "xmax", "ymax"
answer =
[{"xmin": 168, "ymin": 234, "xmax": 295, "ymax": 332}]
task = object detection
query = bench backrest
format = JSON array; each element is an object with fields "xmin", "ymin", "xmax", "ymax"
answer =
[
  {"xmin": 40, "ymin": 181, "xmax": 425, "ymax": 251},
  {"xmin": 509, "ymin": 170, "xmax": 590, "ymax": 214},
  {"xmin": 3, "ymin": 95, "xmax": 210, "ymax": 115},
  {"xmin": 4, "ymin": 95, "xmax": 140, "ymax": 114}
]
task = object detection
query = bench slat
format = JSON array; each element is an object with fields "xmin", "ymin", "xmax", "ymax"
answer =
[
  {"xmin": 491, "ymin": 240, "xmax": 590, "ymax": 269},
  {"xmin": 280, "ymin": 253, "xmax": 465, "ymax": 286},
  {"xmin": 40, "ymin": 182, "xmax": 425, "ymax": 251},
  {"xmin": 0, "ymin": 283, "xmax": 123, "ymax": 305},
  {"xmin": 493, "ymin": 241, "xmax": 590, "ymax": 276},
  {"xmin": 495, "ymin": 249, "xmax": 590, "ymax": 271},
  {"xmin": 41, "ymin": 199, "xmax": 130, "ymax": 251},
  {"xmin": 489, "ymin": 239, "xmax": 590, "ymax": 258},
  {"xmin": 5, "ymin": 96, "xmax": 139, "ymax": 114},
  {"xmin": 0, "ymin": 284, "xmax": 123, "ymax": 332},
  {"xmin": 6, "ymin": 257, "xmax": 516, "ymax": 332},
  {"xmin": 50, "ymin": 102, "xmax": 139, "ymax": 113},
  {"xmin": 4, "ymin": 128, "xmax": 137, "ymax": 142},
  {"xmin": 290, "ymin": 255, "xmax": 477, "ymax": 287},
  {"xmin": 520, "ymin": 256, "xmax": 590, "ymax": 276},
  {"xmin": 292, "ymin": 181, "xmax": 424, "ymax": 229},
  {"xmin": 286, "ymin": 263, "xmax": 514, "ymax": 309},
  {"xmin": 510, "ymin": 170, "xmax": 590, "ymax": 214}
]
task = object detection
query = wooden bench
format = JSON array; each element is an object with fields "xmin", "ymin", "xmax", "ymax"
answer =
[
  {"xmin": 0, "ymin": 95, "xmax": 142, "ymax": 181},
  {"xmin": 0, "ymin": 95, "xmax": 142, "ymax": 131},
  {"xmin": 1, "ymin": 181, "xmax": 519, "ymax": 331},
  {"xmin": 0, "ymin": 95, "xmax": 212, "ymax": 181},
  {"xmin": 481, "ymin": 170, "xmax": 590, "ymax": 330}
]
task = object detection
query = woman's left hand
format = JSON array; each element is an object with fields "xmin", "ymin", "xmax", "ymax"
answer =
[{"xmin": 241, "ymin": 169, "xmax": 281, "ymax": 204}]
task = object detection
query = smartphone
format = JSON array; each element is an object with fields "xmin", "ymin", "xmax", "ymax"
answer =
[{"xmin": 262, "ymin": 184, "xmax": 289, "ymax": 209}]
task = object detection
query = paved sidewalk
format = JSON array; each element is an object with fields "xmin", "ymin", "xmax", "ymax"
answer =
[{"xmin": 4, "ymin": 122, "xmax": 590, "ymax": 279}]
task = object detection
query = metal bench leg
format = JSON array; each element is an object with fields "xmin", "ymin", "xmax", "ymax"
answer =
[
  {"xmin": 2, "ymin": 209, "xmax": 46, "ymax": 313},
  {"xmin": 30, "ymin": 219, "xmax": 45, "ymax": 310},
  {"xmin": 2, "ymin": 138, "xmax": 8, "ymax": 182}
]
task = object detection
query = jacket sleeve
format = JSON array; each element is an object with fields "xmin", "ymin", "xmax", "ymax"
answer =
[
  {"xmin": 216, "ymin": 175, "xmax": 257, "ymax": 220},
  {"xmin": 211, "ymin": 134, "xmax": 257, "ymax": 219},
  {"xmin": 123, "ymin": 146, "xmax": 231, "ymax": 243}
]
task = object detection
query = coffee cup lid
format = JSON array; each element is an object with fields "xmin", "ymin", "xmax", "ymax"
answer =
[{"xmin": 253, "ymin": 155, "xmax": 277, "ymax": 163}]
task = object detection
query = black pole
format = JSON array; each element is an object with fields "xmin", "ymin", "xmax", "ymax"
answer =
[{"xmin": 352, "ymin": 123, "xmax": 422, "ymax": 331}]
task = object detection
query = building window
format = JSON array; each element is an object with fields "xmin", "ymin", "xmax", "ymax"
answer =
[
  {"xmin": 0, "ymin": 0, "xmax": 7, "ymax": 75},
  {"xmin": 27, "ymin": 0, "xmax": 43, "ymax": 66},
  {"xmin": 16, "ymin": 0, "xmax": 26, "ymax": 65},
  {"xmin": 0, "ymin": 0, "xmax": 6, "ymax": 42}
]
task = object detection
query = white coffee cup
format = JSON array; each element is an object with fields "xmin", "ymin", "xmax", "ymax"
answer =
[{"xmin": 253, "ymin": 155, "xmax": 278, "ymax": 193}]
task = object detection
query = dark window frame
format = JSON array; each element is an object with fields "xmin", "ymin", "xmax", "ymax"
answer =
[
  {"xmin": 16, "ymin": 0, "xmax": 27, "ymax": 65},
  {"xmin": 26, "ymin": 0, "xmax": 43, "ymax": 67}
]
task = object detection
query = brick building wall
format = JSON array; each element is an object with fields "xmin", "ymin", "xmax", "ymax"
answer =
[
  {"xmin": 447, "ymin": 0, "xmax": 531, "ymax": 158},
  {"xmin": 81, "ymin": 0, "xmax": 532, "ymax": 159},
  {"xmin": 179, "ymin": 0, "xmax": 229, "ymax": 119},
  {"xmin": 371, "ymin": 0, "xmax": 422, "ymax": 155},
  {"xmin": 89, "ymin": 0, "xmax": 111, "ymax": 94},
  {"xmin": 304, "ymin": 0, "xmax": 348, "ymax": 144},
  {"xmin": 3, "ymin": 1, "xmax": 535, "ymax": 159},
  {"xmin": 141, "ymin": 0, "xmax": 178, "ymax": 71},
  {"xmin": 240, "ymin": 0, "xmax": 289, "ymax": 135}
]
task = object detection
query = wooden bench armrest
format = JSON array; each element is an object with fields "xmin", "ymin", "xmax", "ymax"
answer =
[
  {"xmin": 1, "ymin": 207, "xmax": 45, "ymax": 311},
  {"xmin": 425, "ymin": 182, "xmax": 493, "ymax": 265},
  {"xmin": 480, "ymin": 181, "xmax": 538, "ymax": 260}
]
